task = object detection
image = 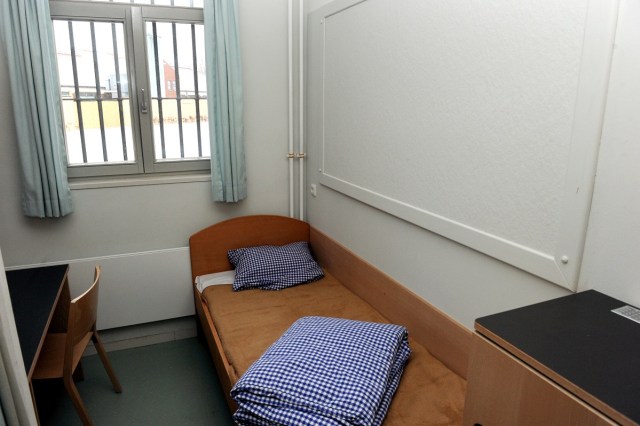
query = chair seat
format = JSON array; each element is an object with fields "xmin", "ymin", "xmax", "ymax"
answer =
[{"xmin": 32, "ymin": 332, "xmax": 93, "ymax": 380}]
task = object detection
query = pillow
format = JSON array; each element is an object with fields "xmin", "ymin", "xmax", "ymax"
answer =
[{"xmin": 228, "ymin": 241, "xmax": 324, "ymax": 291}]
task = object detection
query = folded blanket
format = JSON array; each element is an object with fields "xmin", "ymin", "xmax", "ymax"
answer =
[{"xmin": 231, "ymin": 316, "xmax": 411, "ymax": 426}]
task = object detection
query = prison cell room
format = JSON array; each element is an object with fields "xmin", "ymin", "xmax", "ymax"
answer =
[{"xmin": 1, "ymin": 0, "xmax": 639, "ymax": 425}]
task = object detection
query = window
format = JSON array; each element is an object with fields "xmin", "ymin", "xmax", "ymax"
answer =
[{"xmin": 50, "ymin": 0, "xmax": 209, "ymax": 178}]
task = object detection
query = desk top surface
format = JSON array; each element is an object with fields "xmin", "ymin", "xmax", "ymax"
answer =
[
  {"xmin": 6, "ymin": 264, "xmax": 69, "ymax": 376},
  {"xmin": 476, "ymin": 290, "xmax": 640, "ymax": 424}
]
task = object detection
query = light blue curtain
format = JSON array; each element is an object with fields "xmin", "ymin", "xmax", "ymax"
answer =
[
  {"xmin": 0, "ymin": 0, "xmax": 72, "ymax": 218},
  {"xmin": 204, "ymin": 0, "xmax": 247, "ymax": 202}
]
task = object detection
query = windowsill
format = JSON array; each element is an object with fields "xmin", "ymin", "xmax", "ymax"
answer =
[{"xmin": 69, "ymin": 172, "xmax": 211, "ymax": 190}]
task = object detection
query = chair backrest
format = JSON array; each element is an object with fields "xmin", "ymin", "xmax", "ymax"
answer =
[{"xmin": 67, "ymin": 266, "xmax": 101, "ymax": 351}]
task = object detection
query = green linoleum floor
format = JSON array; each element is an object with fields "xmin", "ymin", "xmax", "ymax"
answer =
[{"xmin": 34, "ymin": 337, "xmax": 234, "ymax": 426}]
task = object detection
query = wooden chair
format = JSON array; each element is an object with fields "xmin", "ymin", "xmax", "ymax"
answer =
[{"xmin": 32, "ymin": 266, "xmax": 122, "ymax": 425}]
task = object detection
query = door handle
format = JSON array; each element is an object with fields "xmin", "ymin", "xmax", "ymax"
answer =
[{"xmin": 140, "ymin": 88, "xmax": 148, "ymax": 114}]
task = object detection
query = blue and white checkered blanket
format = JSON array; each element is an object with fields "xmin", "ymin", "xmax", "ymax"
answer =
[{"xmin": 231, "ymin": 316, "xmax": 411, "ymax": 426}]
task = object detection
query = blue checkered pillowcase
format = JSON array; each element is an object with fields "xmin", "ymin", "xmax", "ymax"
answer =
[{"xmin": 228, "ymin": 241, "xmax": 324, "ymax": 291}]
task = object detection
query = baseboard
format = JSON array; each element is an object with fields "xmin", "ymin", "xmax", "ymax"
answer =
[{"xmin": 85, "ymin": 316, "xmax": 197, "ymax": 355}]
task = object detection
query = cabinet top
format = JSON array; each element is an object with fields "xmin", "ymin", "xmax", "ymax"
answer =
[{"xmin": 476, "ymin": 290, "xmax": 640, "ymax": 425}]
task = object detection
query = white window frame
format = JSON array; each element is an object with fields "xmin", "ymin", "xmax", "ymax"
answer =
[{"xmin": 50, "ymin": 0, "xmax": 210, "ymax": 179}]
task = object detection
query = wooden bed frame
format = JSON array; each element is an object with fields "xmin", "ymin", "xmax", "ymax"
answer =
[{"xmin": 189, "ymin": 214, "xmax": 472, "ymax": 414}]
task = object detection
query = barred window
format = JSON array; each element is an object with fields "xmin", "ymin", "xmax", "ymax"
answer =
[{"xmin": 50, "ymin": 0, "xmax": 209, "ymax": 178}]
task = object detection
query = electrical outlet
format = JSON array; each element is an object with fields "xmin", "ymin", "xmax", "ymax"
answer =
[{"xmin": 310, "ymin": 184, "xmax": 317, "ymax": 197}]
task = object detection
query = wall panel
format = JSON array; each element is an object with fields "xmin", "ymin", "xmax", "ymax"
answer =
[{"xmin": 309, "ymin": 0, "xmax": 618, "ymax": 290}]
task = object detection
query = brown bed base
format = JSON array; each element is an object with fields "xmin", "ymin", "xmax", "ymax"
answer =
[{"xmin": 189, "ymin": 215, "xmax": 472, "ymax": 414}]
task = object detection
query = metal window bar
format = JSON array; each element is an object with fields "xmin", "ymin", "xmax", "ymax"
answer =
[
  {"xmin": 89, "ymin": 22, "xmax": 109, "ymax": 161},
  {"xmin": 171, "ymin": 22, "xmax": 185, "ymax": 158},
  {"xmin": 111, "ymin": 22, "xmax": 128, "ymax": 161},
  {"xmin": 151, "ymin": 21, "xmax": 166, "ymax": 159},
  {"xmin": 190, "ymin": 23, "xmax": 202, "ymax": 156},
  {"xmin": 68, "ymin": 21, "xmax": 88, "ymax": 164}
]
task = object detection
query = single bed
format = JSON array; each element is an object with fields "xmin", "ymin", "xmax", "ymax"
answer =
[{"xmin": 189, "ymin": 215, "xmax": 471, "ymax": 425}]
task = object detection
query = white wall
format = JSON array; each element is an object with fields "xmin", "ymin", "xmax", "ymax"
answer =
[
  {"xmin": 0, "ymin": 0, "xmax": 291, "ymax": 328},
  {"xmin": 3, "ymin": 0, "xmax": 638, "ymax": 333},
  {"xmin": 306, "ymin": 0, "xmax": 639, "ymax": 329},
  {"xmin": 580, "ymin": 0, "xmax": 640, "ymax": 308}
]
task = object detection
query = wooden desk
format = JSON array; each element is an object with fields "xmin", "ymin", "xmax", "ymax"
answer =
[
  {"xmin": 463, "ymin": 290, "xmax": 640, "ymax": 426},
  {"xmin": 6, "ymin": 264, "xmax": 70, "ymax": 419}
]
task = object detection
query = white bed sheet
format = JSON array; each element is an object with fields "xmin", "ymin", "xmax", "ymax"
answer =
[{"xmin": 195, "ymin": 270, "xmax": 235, "ymax": 293}]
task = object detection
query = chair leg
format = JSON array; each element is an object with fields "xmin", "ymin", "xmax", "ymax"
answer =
[
  {"xmin": 92, "ymin": 331, "xmax": 122, "ymax": 393},
  {"xmin": 63, "ymin": 376, "xmax": 93, "ymax": 426}
]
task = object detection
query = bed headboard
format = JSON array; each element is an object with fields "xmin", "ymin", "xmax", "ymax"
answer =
[{"xmin": 189, "ymin": 215, "xmax": 310, "ymax": 282}]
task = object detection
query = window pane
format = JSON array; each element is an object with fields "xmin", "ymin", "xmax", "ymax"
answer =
[
  {"xmin": 199, "ymin": 99, "xmax": 210, "ymax": 158},
  {"xmin": 54, "ymin": 19, "xmax": 135, "ymax": 166},
  {"xmin": 162, "ymin": 99, "xmax": 181, "ymax": 159},
  {"xmin": 146, "ymin": 20, "xmax": 209, "ymax": 162},
  {"xmin": 194, "ymin": 25, "xmax": 207, "ymax": 98},
  {"xmin": 181, "ymin": 99, "xmax": 199, "ymax": 158},
  {"xmin": 80, "ymin": 101, "xmax": 106, "ymax": 163},
  {"xmin": 62, "ymin": 100, "xmax": 83, "ymax": 164}
]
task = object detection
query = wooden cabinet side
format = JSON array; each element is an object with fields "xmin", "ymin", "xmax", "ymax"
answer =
[{"xmin": 462, "ymin": 333, "xmax": 615, "ymax": 426}]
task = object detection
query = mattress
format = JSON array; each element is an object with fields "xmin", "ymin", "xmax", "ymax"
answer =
[{"xmin": 201, "ymin": 272, "xmax": 466, "ymax": 425}]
